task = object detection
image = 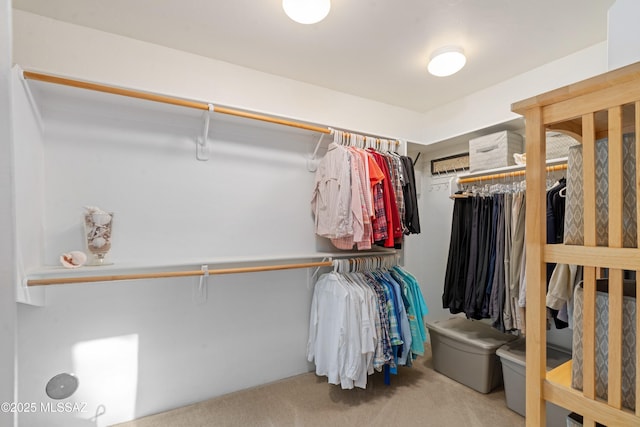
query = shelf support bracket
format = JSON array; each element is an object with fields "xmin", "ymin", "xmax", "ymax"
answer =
[
  {"xmin": 193, "ymin": 264, "xmax": 209, "ymax": 304},
  {"xmin": 19, "ymin": 68, "xmax": 45, "ymax": 135},
  {"xmin": 307, "ymin": 132, "xmax": 327, "ymax": 172},
  {"xmin": 307, "ymin": 257, "xmax": 331, "ymax": 288},
  {"xmin": 196, "ymin": 104, "xmax": 214, "ymax": 161}
]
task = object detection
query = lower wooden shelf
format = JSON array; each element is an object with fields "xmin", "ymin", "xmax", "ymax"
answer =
[
  {"xmin": 546, "ymin": 359, "xmax": 572, "ymax": 386},
  {"xmin": 542, "ymin": 359, "xmax": 639, "ymax": 426}
]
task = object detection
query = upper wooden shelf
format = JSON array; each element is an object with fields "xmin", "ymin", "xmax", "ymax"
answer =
[
  {"xmin": 512, "ymin": 62, "xmax": 640, "ymax": 114},
  {"xmin": 512, "ymin": 62, "xmax": 640, "ymax": 141},
  {"xmin": 545, "ymin": 104, "xmax": 637, "ymax": 142},
  {"xmin": 456, "ymin": 156, "xmax": 567, "ymax": 184}
]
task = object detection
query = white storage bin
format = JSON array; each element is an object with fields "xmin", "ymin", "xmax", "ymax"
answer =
[{"xmin": 469, "ymin": 131, "xmax": 523, "ymax": 172}]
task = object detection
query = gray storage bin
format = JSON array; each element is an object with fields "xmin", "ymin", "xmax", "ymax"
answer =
[
  {"xmin": 426, "ymin": 317, "xmax": 518, "ymax": 393},
  {"xmin": 496, "ymin": 339, "xmax": 571, "ymax": 427}
]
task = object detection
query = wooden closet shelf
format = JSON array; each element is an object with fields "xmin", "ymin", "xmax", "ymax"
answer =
[
  {"xmin": 22, "ymin": 68, "xmax": 407, "ymax": 147},
  {"xmin": 23, "ymin": 70, "xmax": 332, "ymax": 135},
  {"xmin": 544, "ymin": 361, "xmax": 639, "ymax": 426},
  {"xmin": 543, "ymin": 379, "xmax": 639, "ymax": 426},
  {"xmin": 26, "ymin": 260, "xmax": 334, "ymax": 286},
  {"xmin": 24, "ymin": 250, "xmax": 399, "ymax": 287},
  {"xmin": 546, "ymin": 359, "xmax": 572, "ymax": 385},
  {"xmin": 511, "ymin": 62, "xmax": 640, "ymax": 114},
  {"xmin": 544, "ymin": 99, "xmax": 638, "ymax": 142},
  {"xmin": 456, "ymin": 157, "xmax": 567, "ymax": 185}
]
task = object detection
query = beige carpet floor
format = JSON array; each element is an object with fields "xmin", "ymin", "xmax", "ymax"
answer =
[{"xmin": 115, "ymin": 344, "xmax": 525, "ymax": 427}]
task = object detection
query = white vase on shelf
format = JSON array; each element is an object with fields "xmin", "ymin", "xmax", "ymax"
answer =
[{"xmin": 84, "ymin": 211, "xmax": 114, "ymax": 266}]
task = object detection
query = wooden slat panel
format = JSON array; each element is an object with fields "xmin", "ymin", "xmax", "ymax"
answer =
[
  {"xmin": 583, "ymin": 113, "xmax": 597, "ymax": 247},
  {"xmin": 607, "ymin": 106, "xmax": 625, "ymax": 409},
  {"xmin": 524, "ymin": 107, "xmax": 547, "ymax": 427},
  {"xmin": 583, "ymin": 267, "xmax": 597, "ymax": 401},
  {"xmin": 608, "ymin": 106, "xmax": 624, "ymax": 247},
  {"xmin": 544, "ymin": 245, "xmax": 640, "ymax": 270},
  {"xmin": 544, "ymin": 382, "xmax": 640, "ymax": 426},
  {"xmin": 607, "ymin": 269, "xmax": 624, "ymax": 409},
  {"xmin": 582, "ymin": 113, "xmax": 597, "ymax": 404}
]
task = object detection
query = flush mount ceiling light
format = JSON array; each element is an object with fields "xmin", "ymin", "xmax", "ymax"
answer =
[
  {"xmin": 428, "ymin": 46, "xmax": 466, "ymax": 77},
  {"xmin": 283, "ymin": 0, "xmax": 331, "ymax": 24}
]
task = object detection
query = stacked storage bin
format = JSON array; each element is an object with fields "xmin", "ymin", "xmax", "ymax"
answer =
[
  {"xmin": 426, "ymin": 317, "xmax": 517, "ymax": 393},
  {"xmin": 496, "ymin": 339, "xmax": 571, "ymax": 427}
]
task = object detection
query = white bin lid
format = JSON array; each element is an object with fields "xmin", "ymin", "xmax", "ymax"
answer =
[
  {"xmin": 496, "ymin": 338, "xmax": 571, "ymax": 370},
  {"xmin": 426, "ymin": 317, "xmax": 518, "ymax": 351}
]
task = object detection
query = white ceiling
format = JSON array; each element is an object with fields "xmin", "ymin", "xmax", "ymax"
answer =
[{"xmin": 13, "ymin": 0, "xmax": 616, "ymax": 113}]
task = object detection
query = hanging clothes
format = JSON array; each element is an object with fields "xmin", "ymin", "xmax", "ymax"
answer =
[
  {"xmin": 508, "ymin": 191, "xmax": 525, "ymax": 332},
  {"xmin": 400, "ymin": 155, "xmax": 421, "ymax": 234},
  {"xmin": 442, "ymin": 196, "xmax": 472, "ymax": 315},
  {"xmin": 443, "ymin": 184, "xmax": 527, "ymax": 333},
  {"xmin": 488, "ymin": 194, "xmax": 506, "ymax": 330},
  {"xmin": 443, "ymin": 175, "xmax": 568, "ymax": 334},
  {"xmin": 368, "ymin": 148, "xmax": 401, "ymax": 248},
  {"xmin": 311, "ymin": 130, "xmax": 420, "ymax": 251},
  {"xmin": 545, "ymin": 178, "xmax": 569, "ymax": 330},
  {"xmin": 307, "ymin": 259, "xmax": 428, "ymax": 389}
]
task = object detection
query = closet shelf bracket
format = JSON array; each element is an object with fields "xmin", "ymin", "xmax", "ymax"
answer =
[
  {"xmin": 196, "ymin": 104, "xmax": 214, "ymax": 161},
  {"xmin": 308, "ymin": 256, "xmax": 331, "ymax": 288},
  {"xmin": 307, "ymin": 132, "xmax": 327, "ymax": 172},
  {"xmin": 19, "ymin": 69, "xmax": 44, "ymax": 135},
  {"xmin": 193, "ymin": 265, "xmax": 209, "ymax": 304}
]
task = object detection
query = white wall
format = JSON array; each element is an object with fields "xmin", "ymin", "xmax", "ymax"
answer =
[
  {"xmin": 10, "ymin": 11, "xmax": 436, "ymax": 427},
  {"xmin": 404, "ymin": 142, "xmax": 469, "ymax": 324},
  {"xmin": 0, "ymin": 1, "xmax": 17, "ymax": 426},
  {"xmin": 13, "ymin": 73, "xmax": 337, "ymax": 426},
  {"xmin": 607, "ymin": 0, "xmax": 640, "ymax": 69},
  {"xmin": 420, "ymin": 42, "xmax": 608, "ymax": 146}
]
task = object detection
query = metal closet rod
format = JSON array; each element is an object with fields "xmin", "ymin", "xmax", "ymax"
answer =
[
  {"xmin": 457, "ymin": 163, "xmax": 567, "ymax": 185},
  {"xmin": 27, "ymin": 260, "xmax": 335, "ymax": 287}
]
